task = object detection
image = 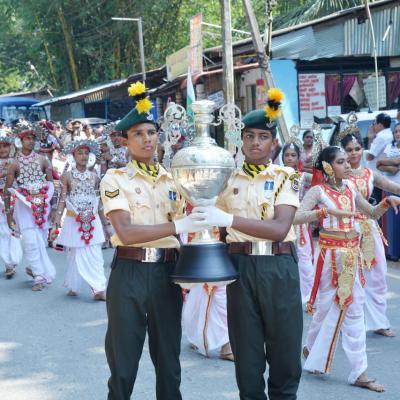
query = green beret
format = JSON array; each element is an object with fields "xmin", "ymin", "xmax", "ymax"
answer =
[
  {"xmin": 242, "ymin": 109, "xmax": 277, "ymax": 135},
  {"xmin": 115, "ymin": 107, "xmax": 156, "ymax": 131}
]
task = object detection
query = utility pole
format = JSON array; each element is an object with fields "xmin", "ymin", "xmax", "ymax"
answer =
[
  {"xmin": 111, "ymin": 17, "xmax": 146, "ymax": 83},
  {"xmin": 221, "ymin": 0, "xmax": 235, "ymax": 104},
  {"xmin": 364, "ymin": 0, "xmax": 380, "ymax": 111},
  {"xmin": 242, "ymin": 0, "xmax": 289, "ymax": 141}
]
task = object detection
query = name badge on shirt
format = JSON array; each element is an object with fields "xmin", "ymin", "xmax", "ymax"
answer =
[
  {"xmin": 169, "ymin": 190, "xmax": 177, "ymax": 201},
  {"xmin": 264, "ymin": 181, "xmax": 274, "ymax": 199}
]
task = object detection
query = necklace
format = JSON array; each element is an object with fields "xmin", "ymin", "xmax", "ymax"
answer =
[
  {"xmin": 71, "ymin": 168, "xmax": 91, "ymax": 181},
  {"xmin": 350, "ymin": 165, "xmax": 363, "ymax": 177},
  {"xmin": 327, "ymin": 182, "xmax": 346, "ymax": 195}
]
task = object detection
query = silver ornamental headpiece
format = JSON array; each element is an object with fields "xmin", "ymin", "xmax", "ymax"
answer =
[
  {"xmin": 12, "ymin": 121, "xmax": 36, "ymax": 137},
  {"xmin": 311, "ymin": 123, "xmax": 327, "ymax": 166},
  {"xmin": 0, "ymin": 130, "xmax": 14, "ymax": 145},
  {"xmin": 285, "ymin": 125, "xmax": 303, "ymax": 152},
  {"xmin": 103, "ymin": 122, "xmax": 119, "ymax": 136},
  {"xmin": 335, "ymin": 111, "xmax": 361, "ymax": 145},
  {"xmin": 63, "ymin": 139, "xmax": 100, "ymax": 157}
]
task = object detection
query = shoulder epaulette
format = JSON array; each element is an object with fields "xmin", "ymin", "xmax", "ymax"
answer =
[{"xmin": 108, "ymin": 167, "xmax": 126, "ymax": 175}]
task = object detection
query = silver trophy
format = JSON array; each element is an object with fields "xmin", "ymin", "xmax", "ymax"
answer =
[{"xmin": 166, "ymin": 99, "xmax": 239, "ymax": 287}]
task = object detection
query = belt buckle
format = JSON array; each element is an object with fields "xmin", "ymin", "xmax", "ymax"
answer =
[
  {"xmin": 250, "ymin": 241, "xmax": 272, "ymax": 256},
  {"xmin": 143, "ymin": 248, "xmax": 164, "ymax": 263}
]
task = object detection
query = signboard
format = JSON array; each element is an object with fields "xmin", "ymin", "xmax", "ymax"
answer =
[
  {"xmin": 363, "ymin": 76, "xmax": 386, "ymax": 110},
  {"xmin": 208, "ymin": 90, "xmax": 225, "ymax": 109},
  {"xmin": 190, "ymin": 14, "xmax": 203, "ymax": 75},
  {"xmin": 166, "ymin": 46, "xmax": 190, "ymax": 81},
  {"xmin": 299, "ymin": 73, "xmax": 326, "ymax": 127}
]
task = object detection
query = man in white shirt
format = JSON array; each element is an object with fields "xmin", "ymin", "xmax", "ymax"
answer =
[{"xmin": 367, "ymin": 113, "xmax": 393, "ymax": 172}]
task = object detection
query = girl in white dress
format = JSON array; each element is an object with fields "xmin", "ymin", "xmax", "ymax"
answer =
[
  {"xmin": 282, "ymin": 142, "xmax": 314, "ymax": 304},
  {"xmin": 0, "ymin": 134, "xmax": 22, "ymax": 278},
  {"xmin": 50, "ymin": 140, "xmax": 107, "ymax": 300}
]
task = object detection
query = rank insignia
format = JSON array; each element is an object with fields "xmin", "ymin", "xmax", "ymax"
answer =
[
  {"xmin": 289, "ymin": 172, "xmax": 300, "ymax": 192},
  {"xmin": 105, "ymin": 189, "xmax": 119, "ymax": 199},
  {"xmin": 135, "ymin": 187, "xmax": 141, "ymax": 194},
  {"xmin": 169, "ymin": 190, "xmax": 177, "ymax": 201},
  {"xmin": 233, "ymin": 188, "xmax": 239, "ymax": 195}
]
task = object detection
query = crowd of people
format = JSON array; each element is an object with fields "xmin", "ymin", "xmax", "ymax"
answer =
[{"xmin": 1, "ymin": 82, "xmax": 400, "ymax": 399}]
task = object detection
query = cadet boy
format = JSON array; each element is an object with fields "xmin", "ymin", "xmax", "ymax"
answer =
[
  {"xmin": 100, "ymin": 82, "xmax": 208, "ymax": 400},
  {"xmin": 194, "ymin": 98, "xmax": 303, "ymax": 400}
]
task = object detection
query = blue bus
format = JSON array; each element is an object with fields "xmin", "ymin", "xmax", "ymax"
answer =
[{"xmin": 0, "ymin": 96, "xmax": 47, "ymax": 123}]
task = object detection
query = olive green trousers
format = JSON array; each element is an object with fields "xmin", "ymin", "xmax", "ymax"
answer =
[
  {"xmin": 227, "ymin": 252, "xmax": 303, "ymax": 400},
  {"xmin": 105, "ymin": 257, "xmax": 183, "ymax": 400}
]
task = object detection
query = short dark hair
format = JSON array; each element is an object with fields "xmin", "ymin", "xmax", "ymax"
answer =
[
  {"xmin": 375, "ymin": 113, "xmax": 391, "ymax": 129},
  {"xmin": 302, "ymin": 130, "xmax": 313, "ymax": 140}
]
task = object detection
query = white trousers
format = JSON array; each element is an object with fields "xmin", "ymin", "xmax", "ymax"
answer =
[
  {"xmin": 0, "ymin": 219, "xmax": 22, "ymax": 269},
  {"xmin": 64, "ymin": 244, "xmax": 106, "ymax": 294},
  {"xmin": 183, "ymin": 284, "xmax": 229, "ymax": 356},
  {"xmin": 21, "ymin": 228, "xmax": 56, "ymax": 283},
  {"xmin": 364, "ymin": 224, "xmax": 390, "ymax": 331},
  {"xmin": 296, "ymin": 224, "xmax": 314, "ymax": 304},
  {"xmin": 304, "ymin": 249, "xmax": 367, "ymax": 384}
]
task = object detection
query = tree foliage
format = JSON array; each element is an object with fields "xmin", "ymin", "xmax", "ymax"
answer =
[{"xmin": 0, "ymin": 0, "xmax": 378, "ymax": 95}]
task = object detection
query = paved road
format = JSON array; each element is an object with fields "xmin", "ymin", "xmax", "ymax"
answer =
[{"xmin": 0, "ymin": 249, "xmax": 399, "ymax": 400}]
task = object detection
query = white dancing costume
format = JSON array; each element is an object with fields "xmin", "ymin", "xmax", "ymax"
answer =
[
  {"xmin": 183, "ymin": 284, "xmax": 229, "ymax": 356},
  {"xmin": 349, "ymin": 167, "xmax": 400, "ymax": 331},
  {"xmin": 295, "ymin": 182, "xmax": 389, "ymax": 383},
  {"xmin": 9, "ymin": 151, "xmax": 56, "ymax": 284},
  {"xmin": 296, "ymin": 172, "xmax": 314, "ymax": 303},
  {"xmin": 0, "ymin": 160, "xmax": 22, "ymax": 271},
  {"xmin": 57, "ymin": 169, "xmax": 106, "ymax": 294}
]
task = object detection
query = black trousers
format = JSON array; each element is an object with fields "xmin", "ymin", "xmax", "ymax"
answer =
[
  {"xmin": 227, "ymin": 253, "xmax": 303, "ymax": 400},
  {"xmin": 105, "ymin": 257, "xmax": 183, "ymax": 400}
]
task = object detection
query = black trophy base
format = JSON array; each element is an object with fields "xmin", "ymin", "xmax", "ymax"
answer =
[{"xmin": 170, "ymin": 242, "xmax": 238, "ymax": 283}]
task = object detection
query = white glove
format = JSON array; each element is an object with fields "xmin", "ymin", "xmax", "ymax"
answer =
[
  {"xmin": 191, "ymin": 206, "xmax": 233, "ymax": 228},
  {"xmin": 173, "ymin": 212, "xmax": 212, "ymax": 234}
]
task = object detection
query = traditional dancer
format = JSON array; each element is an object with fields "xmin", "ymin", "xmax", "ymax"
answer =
[
  {"xmin": 281, "ymin": 141, "xmax": 313, "ymax": 304},
  {"xmin": 50, "ymin": 139, "xmax": 107, "ymax": 300},
  {"xmin": 296, "ymin": 146, "xmax": 400, "ymax": 391},
  {"xmin": 0, "ymin": 133, "xmax": 22, "ymax": 278},
  {"xmin": 183, "ymin": 282, "xmax": 233, "ymax": 361},
  {"xmin": 5, "ymin": 123, "xmax": 56, "ymax": 291},
  {"xmin": 341, "ymin": 132, "xmax": 400, "ymax": 337}
]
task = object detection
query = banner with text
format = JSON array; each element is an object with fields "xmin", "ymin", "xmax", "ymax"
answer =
[{"xmin": 299, "ymin": 73, "xmax": 326, "ymax": 128}]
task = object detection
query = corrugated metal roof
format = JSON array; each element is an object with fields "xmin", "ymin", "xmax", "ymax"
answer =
[
  {"xmin": 33, "ymin": 79, "xmax": 127, "ymax": 107},
  {"xmin": 344, "ymin": 4, "xmax": 400, "ymax": 57},
  {"xmin": 313, "ymin": 24, "xmax": 344, "ymax": 59},
  {"xmin": 272, "ymin": 27, "xmax": 317, "ymax": 59}
]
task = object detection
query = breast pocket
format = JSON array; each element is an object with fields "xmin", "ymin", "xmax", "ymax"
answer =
[
  {"xmin": 127, "ymin": 191, "xmax": 152, "ymax": 225},
  {"xmin": 226, "ymin": 197, "xmax": 248, "ymax": 215}
]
